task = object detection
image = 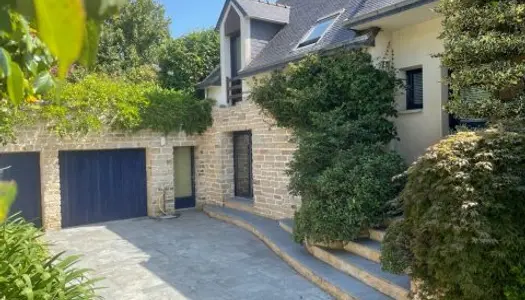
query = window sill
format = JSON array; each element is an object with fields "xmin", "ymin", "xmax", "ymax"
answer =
[{"xmin": 399, "ymin": 109, "xmax": 423, "ymax": 115}]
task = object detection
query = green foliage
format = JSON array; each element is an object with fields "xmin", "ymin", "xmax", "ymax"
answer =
[
  {"xmin": 0, "ymin": 216, "xmax": 99, "ymax": 299},
  {"xmin": 42, "ymin": 73, "xmax": 213, "ymax": 136},
  {"xmin": 505, "ymin": 265, "xmax": 525, "ymax": 300},
  {"xmin": 141, "ymin": 88, "xmax": 214, "ymax": 134},
  {"xmin": 380, "ymin": 219, "xmax": 412, "ymax": 275},
  {"xmin": 96, "ymin": 0, "xmax": 171, "ymax": 74},
  {"xmin": 387, "ymin": 130, "xmax": 525, "ymax": 300},
  {"xmin": 293, "ymin": 145, "xmax": 406, "ymax": 243},
  {"xmin": 0, "ymin": 12, "xmax": 54, "ymax": 144},
  {"xmin": 0, "ymin": 181, "xmax": 17, "ymax": 223},
  {"xmin": 437, "ymin": 0, "xmax": 525, "ymax": 127},
  {"xmin": 158, "ymin": 29, "xmax": 220, "ymax": 91},
  {"xmin": 0, "ymin": 0, "xmax": 124, "ymax": 144},
  {"xmin": 42, "ymin": 74, "xmax": 152, "ymax": 135},
  {"xmin": 251, "ymin": 50, "xmax": 405, "ymax": 243}
]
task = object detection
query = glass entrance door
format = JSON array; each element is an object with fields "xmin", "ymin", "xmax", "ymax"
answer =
[{"xmin": 173, "ymin": 147, "xmax": 195, "ymax": 209}]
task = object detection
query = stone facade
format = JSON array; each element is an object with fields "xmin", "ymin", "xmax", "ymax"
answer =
[
  {"xmin": 0, "ymin": 99, "xmax": 298, "ymax": 230},
  {"xmin": 195, "ymin": 100, "xmax": 298, "ymax": 220},
  {"xmin": 1, "ymin": 127, "xmax": 197, "ymax": 230}
]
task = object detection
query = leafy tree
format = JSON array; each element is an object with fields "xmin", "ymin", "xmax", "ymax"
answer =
[
  {"xmin": 158, "ymin": 29, "xmax": 220, "ymax": 91},
  {"xmin": 438, "ymin": 0, "xmax": 525, "ymax": 128},
  {"xmin": 251, "ymin": 50, "xmax": 405, "ymax": 243},
  {"xmin": 96, "ymin": 0, "xmax": 171, "ymax": 74},
  {"xmin": 0, "ymin": 0, "xmax": 126, "ymax": 145}
]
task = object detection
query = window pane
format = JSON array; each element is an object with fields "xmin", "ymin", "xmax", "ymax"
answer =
[{"xmin": 298, "ymin": 16, "xmax": 337, "ymax": 48}]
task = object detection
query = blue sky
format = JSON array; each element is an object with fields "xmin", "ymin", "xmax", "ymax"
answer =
[{"xmin": 158, "ymin": 0, "xmax": 225, "ymax": 37}]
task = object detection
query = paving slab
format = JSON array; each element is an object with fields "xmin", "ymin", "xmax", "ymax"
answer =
[
  {"xmin": 45, "ymin": 210, "xmax": 331, "ymax": 300},
  {"xmin": 205, "ymin": 206, "xmax": 393, "ymax": 300}
]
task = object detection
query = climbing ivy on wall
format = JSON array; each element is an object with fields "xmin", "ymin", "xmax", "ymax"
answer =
[
  {"xmin": 250, "ymin": 50, "xmax": 406, "ymax": 243},
  {"xmin": 41, "ymin": 74, "xmax": 214, "ymax": 138}
]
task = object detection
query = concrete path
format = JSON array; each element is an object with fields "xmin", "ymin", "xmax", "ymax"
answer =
[{"xmin": 45, "ymin": 211, "xmax": 331, "ymax": 300}]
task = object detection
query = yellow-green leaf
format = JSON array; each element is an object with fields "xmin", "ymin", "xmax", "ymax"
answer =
[
  {"xmin": 0, "ymin": 47, "xmax": 11, "ymax": 79},
  {"xmin": 0, "ymin": 181, "xmax": 17, "ymax": 223},
  {"xmin": 7, "ymin": 62, "xmax": 24, "ymax": 105},
  {"xmin": 78, "ymin": 20, "xmax": 101, "ymax": 68},
  {"xmin": 34, "ymin": 0, "xmax": 86, "ymax": 78}
]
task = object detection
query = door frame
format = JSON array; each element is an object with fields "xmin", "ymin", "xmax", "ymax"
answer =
[
  {"xmin": 233, "ymin": 131, "xmax": 253, "ymax": 199},
  {"xmin": 174, "ymin": 146, "xmax": 196, "ymax": 209}
]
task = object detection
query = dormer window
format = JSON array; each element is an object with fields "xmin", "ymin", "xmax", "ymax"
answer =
[{"xmin": 297, "ymin": 14, "xmax": 338, "ymax": 48}]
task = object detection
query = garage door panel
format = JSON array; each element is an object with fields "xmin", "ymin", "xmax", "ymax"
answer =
[
  {"xmin": 59, "ymin": 149, "xmax": 147, "ymax": 228},
  {"xmin": 0, "ymin": 152, "xmax": 42, "ymax": 227}
]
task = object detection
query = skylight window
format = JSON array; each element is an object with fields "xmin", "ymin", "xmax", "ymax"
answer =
[{"xmin": 297, "ymin": 15, "xmax": 338, "ymax": 48}]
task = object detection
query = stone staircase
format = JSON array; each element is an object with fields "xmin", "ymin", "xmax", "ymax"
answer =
[{"xmin": 204, "ymin": 204, "xmax": 411, "ymax": 300}]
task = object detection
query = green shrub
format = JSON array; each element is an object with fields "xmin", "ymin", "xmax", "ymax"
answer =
[
  {"xmin": 42, "ymin": 74, "xmax": 153, "ymax": 135},
  {"xmin": 505, "ymin": 265, "xmax": 525, "ymax": 300},
  {"xmin": 0, "ymin": 216, "xmax": 99, "ymax": 299},
  {"xmin": 41, "ymin": 74, "xmax": 213, "ymax": 137},
  {"xmin": 251, "ymin": 50, "xmax": 405, "ymax": 243},
  {"xmin": 141, "ymin": 88, "xmax": 214, "ymax": 135},
  {"xmin": 380, "ymin": 218, "xmax": 412, "ymax": 275},
  {"xmin": 294, "ymin": 145, "xmax": 406, "ymax": 243},
  {"xmin": 384, "ymin": 130, "xmax": 525, "ymax": 300},
  {"xmin": 437, "ymin": 0, "xmax": 525, "ymax": 127}
]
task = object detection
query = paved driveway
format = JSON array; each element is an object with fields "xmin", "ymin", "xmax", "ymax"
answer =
[{"xmin": 46, "ymin": 211, "xmax": 330, "ymax": 300}]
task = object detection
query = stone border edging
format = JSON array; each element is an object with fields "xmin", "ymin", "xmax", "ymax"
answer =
[
  {"xmin": 305, "ymin": 242, "xmax": 410, "ymax": 300},
  {"xmin": 204, "ymin": 207, "xmax": 356, "ymax": 300}
]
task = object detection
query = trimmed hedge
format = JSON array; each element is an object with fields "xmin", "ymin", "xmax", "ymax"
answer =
[{"xmin": 381, "ymin": 129, "xmax": 525, "ymax": 300}]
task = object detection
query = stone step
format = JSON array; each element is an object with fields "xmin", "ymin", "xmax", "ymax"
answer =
[
  {"xmin": 344, "ymin": 238, "xmax": 382, "ymax": 264},
  {"xmin": 280, "ymin": 219, "xmax": 382, "ymax": 263},
  {"xmin": 278, "ymin": 218, "xmax": 294, "ymax": 234},
  {"xmin": 205, "ymin": 205, "xmax": 393, "ymax": 300},
  {"xmin": 307, "ymin": 245, "xmax": 411, "ymax": 300},
  {"xmin": 369, "ymin": 229, "xmax": 386, "ymax": 243},
  {"xmin": 224, "ymin": 198, "xmax": 256, "ymax": 215}
]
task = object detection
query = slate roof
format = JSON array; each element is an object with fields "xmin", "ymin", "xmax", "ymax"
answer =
[
  {"xmin": 215, "ymin": 0, "xmax": 290, "ymax": 30},
  {"xmin": 197, "ymin": 66, "xmax": 221, "ymax": 88},
  {"xmin": 238, "ymin": 0, "xmax": 374, "ymax": 78},
  {"xmin": 200, "ymin": 0, "xmax": 433, "ymax": 86}
]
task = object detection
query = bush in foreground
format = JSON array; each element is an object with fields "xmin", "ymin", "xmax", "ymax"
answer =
[
  {"xmin": 381, "ymin": 130, "xmax": 525, "ymax": 300},
  {"xmin": 0, "ymin": 216, "xmax": 99, "ymax": 299}
]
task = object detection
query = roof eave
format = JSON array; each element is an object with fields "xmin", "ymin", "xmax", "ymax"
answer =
[
  {"xmin": 237, "ymin": 35, "xmax": 376, "ymax": 79},
  {"xmin": 344, "ymin": 0, "xmax": 438, "ymax": 29}
]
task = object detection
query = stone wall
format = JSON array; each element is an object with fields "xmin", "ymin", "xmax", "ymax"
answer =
[
  {"xmin": 195, "ymin": 100, "xmax": 299, "ymax": 220},
  {"xmin": 1, "ymin": 127, "xmax": 197, "ymax": 230},
  {"xmin": 1, "ymin": 99, "xmax": 299, "ymax": 230}
]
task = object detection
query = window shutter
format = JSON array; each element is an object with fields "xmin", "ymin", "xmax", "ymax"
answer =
[
  {"xmin": 406, "ymin": 69, "xmax": 423, "ymax": 110},
  {"xmin": 412, "ymin": 71, "xmax": 423, "ymax": 106}
]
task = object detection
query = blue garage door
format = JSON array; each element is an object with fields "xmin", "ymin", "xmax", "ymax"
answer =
[
  {"xmin": 59, "ymin": 149, "xmax": 147, "ymax": 228},
  {"xmin": 0, "ymin": 152, "xmax": 42, "ymax": 227}
]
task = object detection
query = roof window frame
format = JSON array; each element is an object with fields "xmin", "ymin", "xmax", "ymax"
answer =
[{"xmin": 294, "ymin": 10, "xmax": 344, "ymax": 51}]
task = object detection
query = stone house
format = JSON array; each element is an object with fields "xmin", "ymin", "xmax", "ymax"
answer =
[
  {"xmin": 198, "ymin": 0, "xmax": 450, "ymax": 218},
  {"xmin": 1, "ymin": 0, "xmax": 453, "ymax": 230}
]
